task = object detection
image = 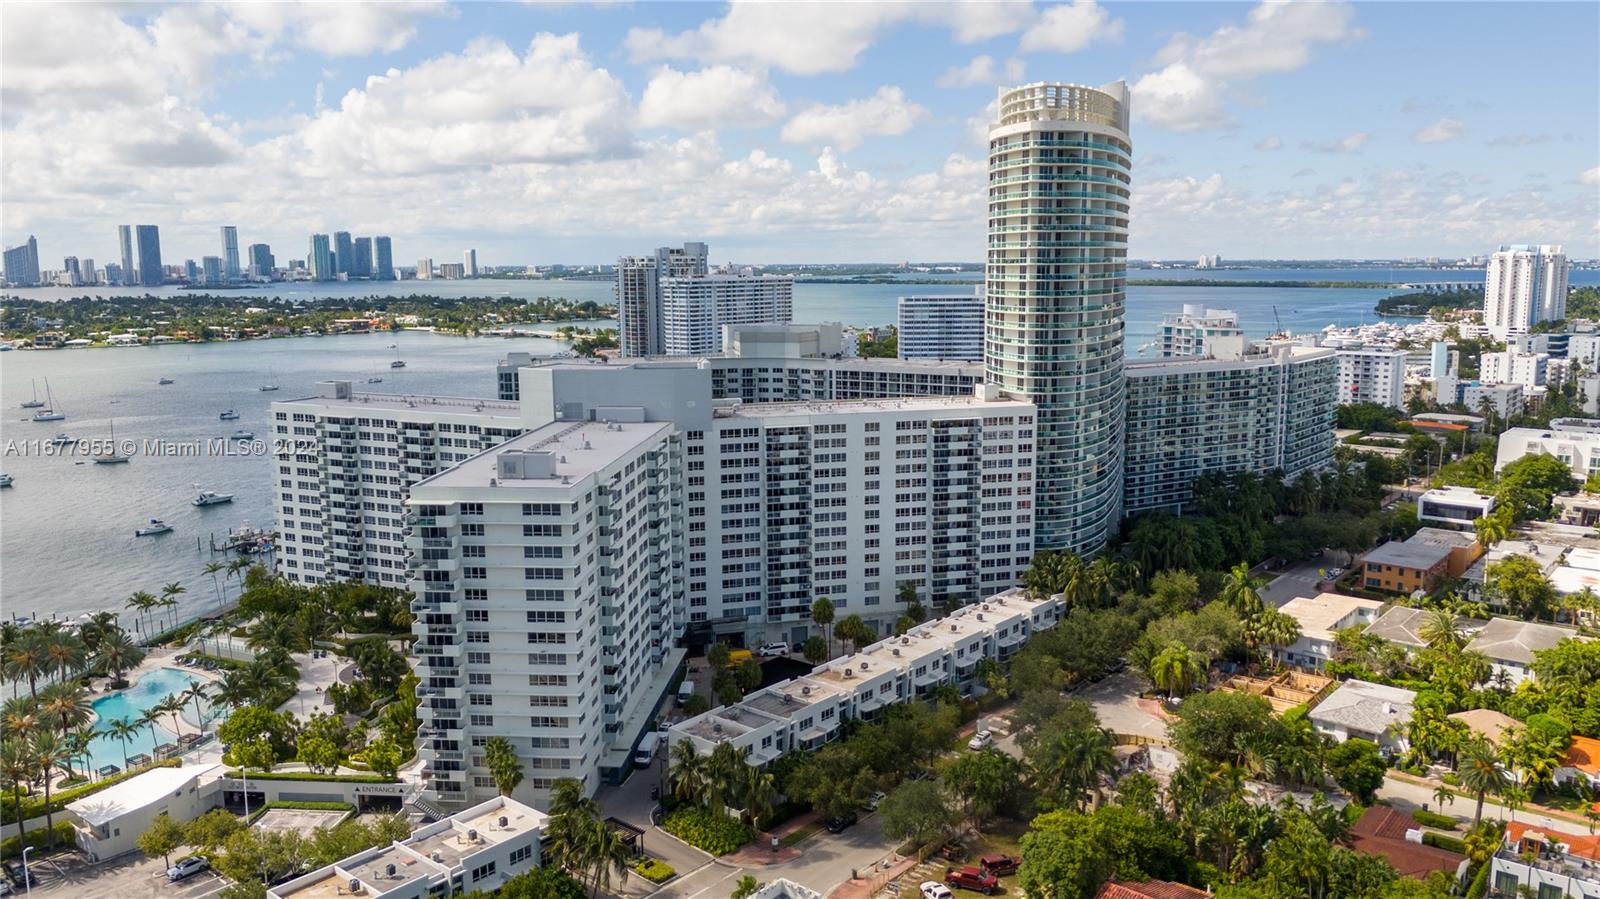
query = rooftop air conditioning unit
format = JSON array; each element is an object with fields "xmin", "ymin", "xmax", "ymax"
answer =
[
  {"xmin": 801, "ymin": 685, "xmax": 811, "ymax": 696},
  {"xmin": 431, "ymin": 851, "xmax": 444, "ymax": 863},
  {"xmin": 499, "ymin": 816, "xmax": 509, "ymax": 828},
  {"xmin": 893, "ymin": 649, "xmax": 901, "ymax": 656},
  {"xmin": 844, "ymin": 668, "xmax": 854, "ymax": 678},
  {"xmin": 348, "ymin": 880, "xmax": 362, "ymax": 893},
  {"xmin": 385, "ymin": 864, "xmax": 397, "ymax": 878},
  {"xmin": 468, "ymin": 829, "xmax": 479, "ymax": 842},
  {"xmin": 859, "ymin": 661, "xmax": 869, "ymax": 670}
]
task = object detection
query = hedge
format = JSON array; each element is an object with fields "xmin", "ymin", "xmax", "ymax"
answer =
[
  {"xmin": 224, "ymin": 770, "xmax": 398, "ymax": 784},
  {"xmin": 1422, "ymin": 832, "xmax": 1467, "ymax": 854},
  {"xmin": 661, "ymin": 807, "xmax": 753, "ymax": 856},
  {"xmin": 1466, "ymin": 858, "xmax": 1490, "ymax": 899},
  {"xmin": 632, "ymin": 858, "xmax": 676, "ymax": 883},
  {"xmin": 1, "ymin": 822, "xmax": 77, "ymax": 861},
  {"xmin": 1411, "ymin": 809, "xmax": 1460, "ymax": 831},
  {"xmin": 2, "ymin": 760, "xmax": 181, "ymax": 824}
]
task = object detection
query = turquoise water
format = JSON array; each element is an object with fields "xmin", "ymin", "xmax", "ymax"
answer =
[{"xmin": 86, "ymin": 666, "xmax": 207, "ymax": 770}]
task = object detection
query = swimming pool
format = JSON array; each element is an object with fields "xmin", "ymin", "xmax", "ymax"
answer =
[{"xmin": 85, "ymin": 667, "xmax": 208, "ymax": 770}]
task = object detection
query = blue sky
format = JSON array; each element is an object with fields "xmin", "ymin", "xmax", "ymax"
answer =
[{"xmin": 2, "ymin": 1, "xmax": 1596, "ymax": 267}]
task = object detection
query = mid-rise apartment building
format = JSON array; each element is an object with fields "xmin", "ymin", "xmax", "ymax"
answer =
[
  {"xmin": 1335, "ymin": 346, "xmax": 1408, "ymax": 408},
  {"xmin": 897, "ymin": 293, "xmax": 985, "ymax": 361},
  {"xmin": 1122, "ymin": 341, "xmax": 1337, "ymax": 515},
  {"xmin": 1483, "ymin": 244, "xmax": 1569, "ymax": 340},
  {"xmin": 1461, "ymin": 381, "xmax": 1525, "ymax": 420},
  {"xmin": 1497, "ymin": 417, "xmax": 1600, "ymax": 480},
  {"xmin": 659, "ymin": 272, "xmax": 794, "ymax": 356},
  {"xmin": 617, "ymin": 242, "xmax": 708, "ymax": 356},
  {"xmin": 271, "ymin": 382, "xmax": 528, "ymax": 587},
  {"xmin": 1480, "ymin": 350, "xmax": 1549, "ymax": 389},
  {"xmin": 407, "ymin": 419, "xmax": 684, "ymax": 807},
  {"xmin": 1158, "ymin": 305, "xmax": 1243, "ymax": 357}
]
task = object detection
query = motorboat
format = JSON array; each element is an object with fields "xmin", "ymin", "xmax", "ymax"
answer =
[
  {"xmin": 390, "ymin": 360, "xmax": 406, "ymax": 369},
  {"xmin": 0, "ymin": 474, "xmax": 12, "ymax": 487},
  {"xmin": 219, "ymin": 409, "xmax": 239, "ymax": 420},
  {"xmin": 231, "ymin": 429, "xmax": 254, "ymax": 440},
  {"xmin": 258, "ymin": 384, "xmax": 279, "ymax": 392},
  {"xmin": 47, "ymin": 433, "xmax": 77, "ymax": 445},
  {"xmin": 20, "ymin": 379, "xmax": 44, "ymax": 408},
  {"xmin": 158, "ymin": 378, "xmax": 175, "ymax": 385},
  {"xmin": 193, "ymin": 485, "xmax": 234, "ymax": 506},
  {"xmin": 366, "ymin": 377, "xmax": 383, "ymax": 383},
  {"xmin": 135, "ymin": 519, "xmax": 172, "ymax": 536}
]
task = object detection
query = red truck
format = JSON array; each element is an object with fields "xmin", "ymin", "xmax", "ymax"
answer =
[
  {"xmin": 944, "ymin": 866, "xmax": 999, "ymax": 895},
  {"xmin": 980, "ymin": 854, "xmax": 1020, "ymax": 877}
]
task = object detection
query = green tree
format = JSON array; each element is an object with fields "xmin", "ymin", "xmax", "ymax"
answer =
[
  {"xmin": 1169, "ymin": 691, "xmax": 1277, "ymax": 769},
  {"xmin": 484, "ymin": 736, "xmax": 525, "ymax": 797},
  {"xmin": 877, "ymin": 779, "xmax": 956, "ymax": 849},
  {"xmin": 1149, "ymin": 642, "xmax": 1207, "ymax": 699},
  {"xmin": 833, "ymin": 615, "xmax": 876, "ymax": 654},
  {"xmin": 184, "ymin": 809, "xmax": 246, "ymax": 851},
  {"xmin": 216, "ymin": 705, "xmax": 297, "ymax": 770},
  {"xmin": 1325, "ymin": 738, "xmax": 1386, "ymax": 804},
  {"xmin": 365, "ymin": 738, "xmax": 405, "ymax": 778},
  {"xmin": 810, "ymin": 597, "xmax": 835, "ymax": 654},
  {"xmin": 942, "ymin": 748, "xmax": 1021, "ymax": 828},
  {"xmin": 801, "ymin": 635, "xmax": 827, "ymax": 664},
  {"xmin": 730, "ymin": 875, "xmax": 764, "ymax": 899},
  {"xmin": 138, "ymin": 812, "xmax": 186, "ymax": 868},
  {"xmin": 1485, "ymin": 554, "xmax": 1559, "ymax": 620},
  {"xmin": 296, "ymin": 734, "xmax": 342, "ymax": 774},
  {"xmin": 1457, "ymin": 738, "xmax": 1510, "ymax": 827}
]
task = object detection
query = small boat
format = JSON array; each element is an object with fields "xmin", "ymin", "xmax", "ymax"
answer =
[
  {"xmin": 158, "ymin": 378, "xmax": 174, "ymax": 385},
  {"xmin": 47, "ymin": 433, "xmax": 77, "ymax": 445},
  {"xmin": 390, "ymin": 360, "xmax": 406, "ymax": 369},
  {"xmin": 193, "ymin": 486, "xmax": 234, "ymax": 507},
  {"xmin": 219, "ymin": 409, "xmax": 239, "ymax": 420},
  {"xmin": 259, "ymin": 367, "xmax": 279, "ymax": 392},
  {"xmin": 20, "ymin": 379, "xmax": 44, "ymax": 408},
  {"xmin": 135, "ymin": 519, "xmax": 172, "ymax": 537},
  {"xmin": 0, "ymin": 474, "xmax": 12, "ymax": 487},
  {"xmin": 231, "ymin": 429, "xmax": 254, "ymax": 440},
  {"xmin": 31, "ymin": 378, "xmax": 65, "ymax": 421},
  {"xmin": 367, "ymin": 376, "xmax": 383, "ymax": 383},
  {"xmin": 94, "ymin": 420, "xmax": 130, "ymax": 464}
]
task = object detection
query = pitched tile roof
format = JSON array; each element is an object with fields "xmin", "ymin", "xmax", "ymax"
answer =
[
  {"xmin": 1308, "ymin": 679, "xmax": 1416, "ymax": 735},
  {"xmin": 1348, "ymin": 807, "xmax": 1467, "ymax": 879},
  {"xmin": 1095, "ymin": 882, "xmax": 1210, "ymax": 899},
  {"xmin": 1563, "ymin": 735, "xmax": 1600, "ymax": 776}
]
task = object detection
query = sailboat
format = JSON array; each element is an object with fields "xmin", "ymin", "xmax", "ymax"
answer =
[
  {"xmin": 94, "ymin": 420, "xmax": 130, "ymax": 464},
  {"xmin": 20, "ymin": 379, "xmax": 44, "ymax": 409},
  {"xmin": 259, "ymin": 367, "xmax": 279, "ymax": 392},
  {"xmin": 30, "ymin": 378, "xmax": 65, "ymax": 421}
]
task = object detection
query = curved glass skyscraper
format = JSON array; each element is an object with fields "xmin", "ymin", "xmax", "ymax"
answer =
[{"xmin": 985, "ymin": 81, "xmax": 1131, "ymax": 554}]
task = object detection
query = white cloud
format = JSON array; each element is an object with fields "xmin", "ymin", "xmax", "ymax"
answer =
[
  {"xmin": 1581, "ymin": 167, "xmax": 1600, "ymax": 186},
  {"xmin": 227, "ymin": 1, "xmax": 452, "ymax": 58},
  {"xmin": 1488, "ymin": 133, "xmax": 1551, "ymax": 147},
  {"xmin": 624, "ymin": 2, "xmax": 1037, "ymax": 75},
  {"xmin": 638, "ymin": 66, "xmax": 785, "ymax": 130},
  {"xmin": 1412, "ymin": 117, "xmax": 1465, "ymax": 144},
  {"xmin": 1018, "ymin": 0, "xmax": 1124, "ymax": 54},
  {"xmin": 936, "ymin": 55, "xmax": 1025, "ymax": 89},
  {"xmin": 1303, "ymin": 132, "xmax": 1370, "ymax": 153},
  {"xmin": 296, "ymin": 33, "xmax": 634, "ymax": 175},
  {"xmin": 780, "ymin": 86, "xmax": 928, "ymax": 151},
  {"xmin": 1134, "ymin": 2, "xmax": 1363, "ymax": 132},
  {"xmin": 1256, "ymin": 135, "xmax": 1281, "ymax": 151}
]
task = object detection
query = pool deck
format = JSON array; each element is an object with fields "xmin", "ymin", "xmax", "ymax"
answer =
[{"xmin": 89, "ymin": 648, "xmax": 221, "ymax": 739}]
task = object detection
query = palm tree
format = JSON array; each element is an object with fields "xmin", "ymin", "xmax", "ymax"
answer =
[
  {"xmin": 704, "ymin": 742, "xmax": 745, "ymax": 812},
  {"xmin": 29, "ymin": 730, "xmax": 69, "ymax": 847},
  {"xmin": 545, "ymin": 777, "xmax": 600, "ymax": 872},
  {"xmin": 160, "ymin": 582, "xmax": 188, "ymax": 632},
  {"xmin": 669, "ymin": 739, "xmax": 706, "ymax": 805},
  {"xmin": 181, "ymin": 683, "xmax": 211, "ymax": 734},
  {"xmin": 157, "ymin": 694, "xmax": 186, "ymax": 742},
  {"xmin": 210, "ymin": 668, "xmax": 257, "ymax": 709},
  {"xmin": 1432, "ymin": 785, "xmax": 1455, "ymax": 810},
  {"xmin": 810, "ymin": 597, "xmax": 835, "ymax": 656},
  {"xmin": 1033, "ymin": 723, "xmax": 1119, "ymax": 811},
  {"xmin": 1, "ymin": 696, "xmax": 42, "ymax": 741},
  {"xmin": 739, "ymin": 764, "xmax": 777, "ymax": 826},
  {"xmin": 1457, "ymin": 738, "xmax": 1511, "ymax": 827},
  {"xmin": 107, "ymin": 718, "xmax": 141, "ymax": 768},
  {"xmin": 1418, "ymin": 609, "xmax": 1465, "ymax": 649},
  {"xmin": 1150, "ymin": 642, "xmax": 1207, "ymax": 698},
  {"xmin": 78, "ymin": 612, "xmax": 121, "ymax": 657},
  {"xmin": 2, "ymin": 630, "xmax": 50, "ymax": 699},
  {"xmin": 1220, "ymin": 562, "xmax": 1264, "ymax": 616},
  {"xmin": 126, "ymin": 591, "xmax": 159, "ymax": 637},
  {"xmin": 1473, "ymin": 512, "xmax": 1510, "ymax": 548},
  {"xmin": 1248, "ymin": 610, "xmax": 1301, "ymax": 663},
  {"xmin": 37, "ymin": 682, "xmax": 92, "ymax": 755},
  {"xmin": 584, "ymin": 821, "xmax": 631, "ymax": 899},
  {"xmin": 41, "ymin": 629, "xmax": 86, "ymax": 682},
  {"xmin": 138, "ymin": 707, "xmax": 163, "ymax": 748},
  {"xmin": 0, "ymin": 739, "xmax": 35, "ymax": 847},
  {"xmin": 66, "ymin": 726, "xmax": 98, "ymax": 782},
  {"xmin": 484, "ymin": 737, "xmax": 524, "ymax": 797},
  {"xmin": 204, "ymin": 561, "xmax": 227, "ymax": 611},
  {"xmin": 96, "ymin": 629, "xmax": 145, "ymax": 686}
]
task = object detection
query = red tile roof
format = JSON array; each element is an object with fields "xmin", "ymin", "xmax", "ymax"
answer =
[
  {"xmin": 1562, "ymin": 735, "xmax": 1600, "ymax": 776},
  {"xmin": 1348, "ymin": 807, "xmax": 1466, "ymax": 879},
  {"xmin": 1095, "ymin": 881, "xmax": 1210, "ymax": 899}
]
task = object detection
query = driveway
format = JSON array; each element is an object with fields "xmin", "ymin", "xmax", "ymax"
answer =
[
  {"xmin": 1069, "ymin": 671, "xmax": 1166, "ymax": 742},
  {"xmin": 25, "ymin": 851, "xmax": 226, "ymax": 899},
  {"xmin": 594, "ymin": 767, "xmax": 714, "ymax": 885},
  {"xmin": 1260, "ymin": 559, "xmax": 1341, "ymax": 607}
]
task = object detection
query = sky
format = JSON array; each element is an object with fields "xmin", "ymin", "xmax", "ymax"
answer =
[{"xmin": 2, "ymin": 1, "xmax": 1597, "ymax": 268}]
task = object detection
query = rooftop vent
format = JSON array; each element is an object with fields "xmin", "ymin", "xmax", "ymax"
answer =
[
  {"xmin": 385, "ymin": 864, "xmax": 397, "ymax": 878},
  {"xmin": 431, "ymin": 851, "xmax": 444, "ymax": 863},
  {"xmin": 893, "ymin": 648, "xmax": 901, "ymax": 656},
  {"xmin": 782, "ymin": 693, "xmax": 794, "ymax": 704},
  {"xmin": 467, "ymin": 829, "xmax": 479, "ymax": 842},
  {"xmin": 801, "ymin": 685, "xmax": 811, "ymax": 696},
  {"xmin": 499, "ymin": 816, "xmax": 509, "ymax": 828},
  {"xmin": 844, "ymin": 668, "xmax": 854, "ymax": 678},
  {"xmin": 859, "ymin": 661, "xmax": 869, "ymax": 670},
  {"xmin": 901, "ymin": 637, "xmax": 910, "ymax": 645}
]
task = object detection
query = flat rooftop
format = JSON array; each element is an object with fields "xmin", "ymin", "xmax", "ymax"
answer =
[
  {"xmin": 67, "ymin": 763, "xmax": 216, "ymax": 828},
  {"xmin": 717, "ymin": 394, "xmax": 1033, "ymax": 418},
  {"xmin": 1420, "ymin": 485, "xmax": 1495, "ymax": 503},
  {"xmin": 1362, "ymin": 540, "xmax": 1452, "ymax": 570},
  {"xmin": 279, "ymin": 388, "xmax": 522, "ymax": 418},
  {"xmin": 412, "ymin": 419, "xmax": 671, "ymax": 490},
  {"xmin": 1278, "ymin": 593, "xmax": 1386, "ymax": 641},
  {"xmin": 741, "ymin": 678, "xmax": 841, "ymax": 719}
]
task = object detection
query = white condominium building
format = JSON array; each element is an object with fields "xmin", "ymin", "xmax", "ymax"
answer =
[
  {"xmin": 1335, "ymin": 346, "xmax": 1408, "ymax": 408},
  {"xmin": 897, "ymin": 293, "xmax": 985, "ymax": 361},
  {"xmin": 660, "ymin": 272, "xmax": 794, "ymax": 356},
  {"xmin": 1480, "ymin": 350, "xmax": 1549, "ymax": 389},
  {"xmin": 407, "ymin": 419, "xmax": 685, "ymax": 808},
  {"xmin": 616, "ymin": 242, "xmax": 709, "ymax": 356},
  {"xmin": 1123, "ymin": 342, "xmax": 1337, "ymax": 515},
  {"xmin": 1496, "ymin": 417, "xmax": 1600, "ymax": 480},
  {"xmin": 1483, "ymin": 244, "xmax": 1569, "ymax": 340},
  {"xmin": 1158, "ymin": 304, "xmax": 1244, "ymax": 357},
  {"xmin": 272, "ymin": 382, "xmax": 528, "ymax": 587},
  {"xmin": 1462, "ymin": 382, "xmax": 1525, "ymax": 421}
]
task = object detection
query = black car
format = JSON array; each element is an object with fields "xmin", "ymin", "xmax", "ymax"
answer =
[{"xmin": 824, "ymin": 811, "xmax": 859, "ymax": 833}]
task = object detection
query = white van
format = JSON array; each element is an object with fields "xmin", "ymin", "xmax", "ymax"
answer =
[
  {"xmin": 634, "ymin": 732, "xmax": 661, "ymax": 766},
  {"xmin": 676, "ymin": 680, "xmax": 695, "ymax": 706}
]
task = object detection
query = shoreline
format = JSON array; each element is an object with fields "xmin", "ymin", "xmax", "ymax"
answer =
[{"xmin": 2, "ymin": 322, "xmax": 618, "ymax": 352}]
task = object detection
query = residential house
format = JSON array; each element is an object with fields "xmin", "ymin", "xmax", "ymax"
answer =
[
  {"xmin": 1464, "ymin": 618, "xmax": 1587, "ymax": 686},
  {"xmin": 1307, "ymin": 679, "xmax": 1416, "ymax": 754},
  {"xmin": 1093, "ymin": 882, "xmax": 1211, "ymax": 899},
  {"xmin": 1363, "ymin": 607, "xmax": 1487, "ymax": 653},
  {"xmin": 1274, "ymin": 593, "xmax": 1387, "ymax": 670},
  {"xmin": 1359, "ymin": 541, "xmax": 1454, "ymax": 594},
  {"xmin": 1347, "ymin": 806, "xmax": 1469, "ymax": 881},
  {"xmin": 1416, "ymin": 486, "xmax": 1497, "ymax": 527},
  {"xmin": 1490, "ymin": 822, "xmax": 1600, "ymax": 899},
  {"xmin": 1556, "ymin": 735, "xmax": 1600, "ymax": 791},
  {"xmin": 1447, "ymin": 709, "xmax": 1523, "ymax": 750}
]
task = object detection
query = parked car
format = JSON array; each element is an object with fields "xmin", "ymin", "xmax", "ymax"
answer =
[
  {"xmin": 979, "ymin": 854, "xmax": 1020, "ymax": 876},
  {"xmin": 920, "ymin": 883, "xmax": 954, "ymax": 899},
  {"xmin": 167, "ymin": 856, "xmax": 210, "ymax": 882},
  {"xmin": 824, "ymin": 811, "xmax": 858, "ymax": 833},
  {"xmin": 865, "ymin": 790, "xmax": 886, "ymax": 810},
  {"xmin": 967, "ymin": 730, "xmax": 993, "ymax": 751},
  {"xmin": 944, "ymin": 867, "xmax": 999, "ymax": 895},
  {"xmin": 756, "ymin": 642, "xmax": 789, "ymax": 658}
]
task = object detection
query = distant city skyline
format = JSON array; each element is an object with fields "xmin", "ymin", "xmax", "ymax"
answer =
[{"xmin": 1, "ymin": 2, "xmax": 1595, "ymax": 263}]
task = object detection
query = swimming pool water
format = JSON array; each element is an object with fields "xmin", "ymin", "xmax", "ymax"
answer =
[{"xmin": 85, "ymin": 667, "xmax": 207, "ymax": 770}]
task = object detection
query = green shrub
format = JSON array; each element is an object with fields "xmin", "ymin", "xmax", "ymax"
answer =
[
  {"xmin": 2, "ymin": 760, "xmax": 181, "ymax": 824},
  {"xmin": 223, "ymin": 770, "xmax": 396, "ymax": 784},
  {"xmin": 1, "ymin": 822, "xmax": 77, "ymax": 860},
  {"xmin": 1441, "ymin": 772, "xmax": 1461, "ymax": 786},
  {"xmin": 632, "ymin": 858, "xmax": 676, "ymax": 883},
  {"xmin": 1422, "ymin": 832, "xmax": 1467, "ymax": 854},
  {"xmin": 661, "ymin": 807, "xmax": 753, "ymax": 856},
  {"xmin": 1466, "ymin": 858, "xmax": 1490, "ymax": 899},
  {"xmin": 1412, "ymin": 809, "xmax": 1459, "ymax": 831}
]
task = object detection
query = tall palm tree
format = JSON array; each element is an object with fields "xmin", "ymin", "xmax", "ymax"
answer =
[
  {"xmin": 157, "ymin": 694, "xmax": 186, "ymax": 742},
  {"xmin": 545, "ymin": 777, "xmax": 600, "ymax": 872},
  {"xmin": 138, "ymin": 707, "xmax": 163, "ymax": 748},
  {"xmin": 40, "ymin": 629, "xmax": 86, "ymax": 684},
  {"xmin": 37, "ymin": 681, "xmax": 92, "ymax": 751},
  {"xmin": 1220, "ymin": 562, "xmax": 1264, "ymax": 617},
  {"xmin": 66, "ymin": 726, "xmax": 98, "ymax": 782},
  {"xmin": 126, "ymin": 591, "xmax": 159, "ymax": 637},
  {"xmin": 669, "ymin": 739, "xmax": 706, "ymax": 805},
  {"xmin": 29, "ymin": 730, "xmax": 69, "ymax": 847},
  {"xmin": 96, "ymin": 629, "xmax": 145, "ymax": 685},
  {"xmin": 584, "ymin": 821, "xmax": 631, "ymax": 899},
  {"xmin": 78, "ymin": 612, "xmax": 121, "ymax": 657},
  {"xmin": 160, "ymin": 582, "xmax": 187, "ymax": 632},
  {"xmin": 1458, "ymin": 738, "xmax": 1510, "ymax": 827},
  {"xmin": 0, "ymin": 739, "xmax": 35, "ymax": 847},
  {"xmin": 1418, "ymin": 609, "xmax": 1465, "ymax": 649},
  {"xmin": 204, "ymin": 561, "xmax": 227, "ymax": 611},
  {"xmin": 1150, "ymin": 642, "xmax": 1207, "ymax": 698},
  {"xmin": 107, "ymin": 718, "xmax": 141, "ymax": 768},
  {"xmin": 739, "ymin": 764, "xmax": 777, "ymax": 826},
  {"xmin": 181, "ymin": 683, "xmax": 211, "ymax": 734},
  {"xmin": 1, "ymin": 696, "xmax": 42, "ymax": 741},
  {"xmin": 1247, "ymin": 610, "xmax": 1301, "ymax": 663},
  {"xmin": 1474, "ymin": 513, "xmax": 1510, "ymax": 548},
  {"xmin": 2, "ymin": 630, "xmax": 50, "ymax": 700},
  {"xmin": 1033, "ymin": 723, "xmax": 1119, "ymax": 811}
]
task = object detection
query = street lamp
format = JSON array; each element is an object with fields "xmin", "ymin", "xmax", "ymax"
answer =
[{"xmin": 21, "ymin": 845, "xmax": 34, "ymax": 899}]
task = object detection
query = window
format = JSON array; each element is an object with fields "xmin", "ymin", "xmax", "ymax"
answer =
[
  {"xmin": 508, "ymin": 846, "xmax": 533, "ymax": 867},
  {"xmin": 470, "ymin": 862, "xmax": 496, "ymax": 883}
]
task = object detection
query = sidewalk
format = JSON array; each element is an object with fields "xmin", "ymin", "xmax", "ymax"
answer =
[
  {"xmin": 722, "ymin": 811, "xmax": 821, "ymax": 867},
  {"xmin": 827, "ymin": 855, "xmax": 917, "ymax": 899}
]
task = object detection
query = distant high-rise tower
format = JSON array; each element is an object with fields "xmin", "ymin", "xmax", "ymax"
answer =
[
  {"xmin": 986, "ymin": 81, "xmax": 1131, "ymax": 554},
  {"xmin": 416, "ymin": 258, "xmax": 434, "ymax": 280},
  {"xmin": 309, "ymin": 234, "xmax": 334, "ymax": 282},
  {"xmin": 135, "ymin": 225, "xmax": 163, "ymax": 286},
  {"xmin": 617, "ymin": 242, "xmax": 709, "ymax": 356},
  {"xmin": 81, "ymin": 258, "xmax": 96, "ymax": 286},
  {"xmin": 464, "ymin": 249, "xmax": 478, "ymax": 277},
  {"xmin": 220, "ymin": 226, "xmax": 240, "ymax": 280},
  {"xmin": 1483, "ymin": 244, "xmax": 1570, "ymax": 340},
  {"xmin": 333, "ymin": 231, "xmax": 353, "ymax": 276},
  {"xmin": 353, "ymin": 237, "xmax": 373, "ymax": 278},
  {"xmin": 247, "ymin": 243, "xmax": 275, "ymax": 279},
  {"xmin": 201, "ymin": 256, "xmax": 224, "ymax": 286},
  {"xmin": 373, "ymin": 236, "xmax": 394, "ymax": 281},
  {"xmin": 62, "ymin": 257, "xmax": 82, "ymax": 286},
  {"xmin": 118, "ymin": 225, "xmax": 135, "ymax": 285}
]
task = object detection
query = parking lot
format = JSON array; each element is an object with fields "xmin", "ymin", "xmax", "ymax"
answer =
[
  {"xmin": 252, "ymin": 808, "xmax": 349, "ymax": 835},
  {"xmin": 22, "ymin": 851, "xmax": 225, "ymax": 899}
]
